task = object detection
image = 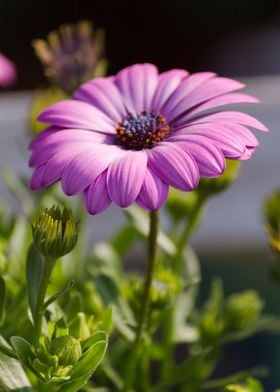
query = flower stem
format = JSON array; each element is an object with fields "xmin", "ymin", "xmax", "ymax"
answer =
[
  {"xmin": 135, "ymin": 210, "xmax": 159, "ymax": 344},
  {"xmin": 124, "ymin": 210, "xmax": 159, "ymax": 390},
  {"xmin": 33, "ymin": 257, "xmax": 56, "ymax": 348},
  {"xmin": 162, "ymin": 195, "xmax": 205, "ymax": 379}
]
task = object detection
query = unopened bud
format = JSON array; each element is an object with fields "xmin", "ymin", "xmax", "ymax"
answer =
[
  {"xmin": 32, "ymin": 205, "xmax": 78, "ymax": 258},
  {"xmin": 225, "ymin": 290, "xmax": 263, "ymax": 331},
  {"xmin": 50, "ymin": 335, "xmax": 82, "ymax": 366}
]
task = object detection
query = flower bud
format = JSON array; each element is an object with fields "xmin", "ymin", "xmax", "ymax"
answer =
[
  {"xmin": 32, "ymin": 205, "xmax": 78, "ymax": 259},
  {"xmin": 264, "ymin": 191, "xmax": 280, "ymax": 255},
  {"xmin": 225, "ymin": 290, "xmax": 263, "ymax": 331},
  {"xmin": 50, "ymin": 335, "xmax": 82, "ymax": 366},
  {"xmin": 198, "ymin": 160, "xmax": 240, "ymax": 197},
  {"xmin": 166, "ymin": 188, "xmax": 199, "ymax": 222},
  {"xmin": 69, "ymin": 312, "xmax": 91, "ymax": 340},
  {"xmin": 150, "ymin": 269, "xmax": 181, "ymax": 309}
]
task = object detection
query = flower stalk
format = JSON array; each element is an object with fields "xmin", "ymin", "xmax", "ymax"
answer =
[
  {"xmin": 135, "ymin": 210, "xmax": 159, "ymax": 344},
  {"xmin": 33, "ymin": 256, "xmax": 56, "ymax": 347}
]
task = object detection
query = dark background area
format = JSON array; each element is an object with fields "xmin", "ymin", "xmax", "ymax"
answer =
[{"xmin": 1, "ymin": 0, "xmax": 280, "ymax": 90}]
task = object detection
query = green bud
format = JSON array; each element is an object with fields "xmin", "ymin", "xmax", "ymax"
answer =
[
  {"xmin": 50, "ymin": 335, "xmax": 82, "ymax": 366},
  {"xmin": 29, "ymin": 87, "xmax": 67, "ymax": 135},
  {"xmin": 264, "ymin": 191, "xmax": 280, "ymax": 255},
  {"xmin": 166, "ymin": 188, "xmax": 199, "ymax": 222},
  {"xmin": 198, "ymin": 160, "xmax": 240, "ymax": 197},
  {"xmin": 69, "ymin": 312, "xmax": 91, "ymax": 340},
  {"xmin": 150, "ymin": 269, "xmax": 181, "ymax": 309},
  {"xmin": 32, "ymin": 205, "xmax": 78, "ymax": 258},
  {"xmin": 225, "ymin": 290, "xmax": 263, "ymax": 331}
]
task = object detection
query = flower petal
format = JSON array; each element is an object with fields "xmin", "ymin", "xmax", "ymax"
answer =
[
  {"xmin": 148, "ymin": 143, "xmax": 199, "ymax": 191},
  {"xmin": 84, "ymin": 171, "xmax": 111, "ymax": 214},
  {"xmin": 177, "ymin": 93, "xmax": 259, "ymax": 124},
  {"xmin": 107, "ymin": 150, "xmax": 147, "ymax": 207},
  {"xmin": 74, "ymin": 77, "xmax": 127, "ymax": 122},
  {"xmin": 186, "ymin": 111, "xmax": 268, "ymax": 132},
  {"xmin": 114, "ymin": 63, "xmax": 158, "ymax": 114},
  {"xmin": 38, "ymin": 100, "xmax": 116, "ymax": 133},
  {"xmin": 171, "ymin": 124, "xmax": 246, "ymax": 158},
  {"xmin": 166, "ymin": 134, "xmax": 225, "ymax": 177},
  {"xmin": 29, "ymin": 165, "xmax": 45, "ymax": 190},
  {"xmin": 137, "ymin": 168, "xmax": 169, "ymax": 211},
  {"xmin": 151, "ymin": 69, "xmax": 189, "ymax": 113},
  {"xmin": 160, "ymin": 72, "xmax": 216, "ymax": 119},
  {"xmin": 61, "ymin": 145, "xmax": 125, "ymax": 195},
  {"xmin": 164, "ymin": 76, "xmax": 245, "ymax": 123},
  {"xmin": 29, "ymin": 129, "xmax": 112, "ymax": 167}
]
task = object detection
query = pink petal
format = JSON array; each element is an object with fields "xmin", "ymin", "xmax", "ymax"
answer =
[
  {"xmin": 114, "ymin": 63, "xmax": 158, "ymax": 114},
  {"xmin": 186, "ymin": 111, "xmax": 268, "ymax": 132},
  {"xmin": 151, "ymin": 69, "xmax": 189, "ymax": 113},
  {"xmin": 0, "ymin": 53, "xmax": 16, "ymax": 88},
  {"xmin": 148, "ymin": 143, "xmax": 199, "ymax": 191},
  {"xmin": 164, "ymin": 76, "xmax": 244, "ymax": 123},
  {"xmin": 84, "ymin": 171, "xmax": 111, "ymax": 214},
  {"xmin": 29, "ymin": 165, "xmax": 45, "ymax": 190},
  {"xmin": 167, "ymin": 134, "xmax": 225, "ymax": 178},
  {"xmin": 171, "ymin": 124, "xmax": 246, "ymax": 158},
  {"xmin": 177, "ymin": 93, "xmax": 259, "ymax": 123},
  {"xmin": 137, "ymin": 168, "xmax": 169, "ymax": 211},
  {"xmin": 39, "ymin": 150, "xmax": 82, "ymax": 187},
  {"xmin": 38, "ymin": 100, "xmax": 116, "ymax": 134},
  {"xmin": 107, "ymin": 150, "xmax": 147, "ymax": 207},
  {"xmin": 74, "ymin": 77, "xmax": 127, "ymax": 122},
  {"xmin": 61, "ymin": 145, "xmax": 125, "ymax": 195},
  {"xmin": 160, "ymin": 72, "xmax": 216, "ymax": 119}
]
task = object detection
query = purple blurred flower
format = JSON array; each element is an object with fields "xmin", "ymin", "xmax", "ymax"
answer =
[
  {"xmin": 29, "ymin": 63, "xmax": 267, "ymax": 214},
  {"xmin": 0, "ymin": 53, "xmax": 16, "ymax": 88},
  {"xmin": 33, "ymin": 20, "xmax": 106, "ymax": 94}
]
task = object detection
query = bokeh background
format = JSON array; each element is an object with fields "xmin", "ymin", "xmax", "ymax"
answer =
[{"xmin": 1, "ymin": 0, "xmax": 280, "ymax": 389}]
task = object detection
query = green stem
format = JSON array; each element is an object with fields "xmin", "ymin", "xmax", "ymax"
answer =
[
  {"xmin": 124, "ymin": 210, "xmax": 159, "ymax": 390},
  {"xmin": 135, "ymin": 210, "xmax": 159, "ymax": 344},
  {"xmin": 33, "ymin": 257, "xmax": 56, "ymax": 348},
  {"xmin": 162, "ymin": 195, "xmax": 205, "ymax": 379},
  {"xmin": 174, "ymin": 195, "xmax": 205, "ymax": 274}
]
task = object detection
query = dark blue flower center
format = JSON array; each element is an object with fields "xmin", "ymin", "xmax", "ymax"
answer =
[{"xmin": 116, "ymin": 111, "xmax": 170, "ymax": 150}]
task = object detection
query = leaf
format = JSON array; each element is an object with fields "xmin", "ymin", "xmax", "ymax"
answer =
[
  {"xmin": 71, "ymin": 339, "xmax": 108, "ymax": 378},
  {"xmin": 111, "ymin": 224, "xmax": 137, "ymax": 256},
  {"xmin": 0, "ymin": 277, "xmax": 6, "ymax": 326},
  {"xmin": 43, "ymin": 279, "xmax": 75, "ymax": 310},
  {"xmin": 25, "ymin": 244, "xmax": 44, "ymax": 319},
  {"xmin": 125, "ymin": 206, "xmax": 176, "ymax": 256},
  {"xmin": 58, "ymin": 339, "xmax": 108, "ymax": 392},
  {"xmin": 82, "ymin": 331, "xmax": 107, "ymax": 352},
  {"xmin": 67, "ymin": 293, "xmax": 82, "ymax": 322},
  {"xmin": 97, "ymin": 308, "xmax": 113, "ymax": 334},
  {"xmin": 10, "ymin": 337, "xmax": 35, "ymax": 370},
  {"xmin": 52, "ymin": 317, "xmax": 69, "ymax": 338},
  {"xmin": 173, "ymin": 246, "xmax": 201, "ymax": 343},
  {"xmin": 0, "ymin": 337, "xmax": 32, "ymax": 392}
]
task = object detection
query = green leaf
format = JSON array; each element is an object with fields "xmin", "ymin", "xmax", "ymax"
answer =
[
  {"xmin": 0, "ymin": 337, "xmax": 32, "ymax": 391},
  {"xmin": 173, "ymin": 246, "xmax": 201, "ymax": 343},
  {"xmin": 10, "ymin": 336, "xmax": 35, "ymax": 370},
  {"xmin": 67, "ymin": 293, "xmax": 82, "ymax": 322},
  {"xmin": 0, "ymin": 276, "xmax": 6, "ymax": 326},
  {"xmin": 53, "ymin": 317, "xmax": 69, "ymax": 338},
  {"xmin": 43, "ymin": 279, "xmax": 75, "ymax": 310},
  {"xmin": 82, "ymin": 331, "xmax": 107, "ymax": 352},
  {"xmin": 125, "ymin": 206, "xmax": 176, "ymax": 256},
  {"xmin": 97, "ymin": 308, "xmax": 113, "ymax": 334},
  {"xmin": 58, "ymin": 339, "xmax": 108, "ymax": 392},
  {"xmin": 71, "ymin": 339, "xmax": 108, "ymax": 378},
  {"xmin": 111, "ymin": 224, "xmax": 137, "ymax": 256},
  {"xmin": 25, "ymin": 244, "xmax": 44, "ymax": 319}
]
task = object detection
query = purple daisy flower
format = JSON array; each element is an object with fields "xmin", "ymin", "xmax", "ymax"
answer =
[
  {"xmin": 29, "ymin": 63, "xmax": 268, "ymax": 214},
  {"xmin": 0, "ymin": 53, "xmax": 16, "ymax": 88}
]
